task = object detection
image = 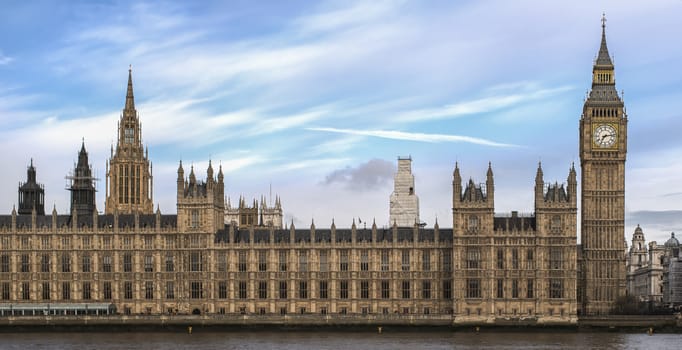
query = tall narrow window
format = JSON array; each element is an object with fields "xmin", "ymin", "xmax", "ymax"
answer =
[
  {"xmin": 166, "ymin": 281, "xmax": 175, "ymax": 299},
  {"xmin": 422, "ymin": 281, "xmax": 431, "ymax": 299},
  {"xmin": 527, "ymin": 279, "xmax": 534, "ymax": 298},
  {"xmin": 360, "ymin": 250, "xmax": 369, "ymax": 271},
  {"xmin": 339, "ymin": 280, "xmax": 349, "ymax": 299},
  {"xmin": 82, "ymin": 254, "xmax": 91, "ymax": 272},
  {"xmin": 279, "ymin": 281, "xmax": 287, "ymax": 299},
  {"xmin": 279, "ymin": 250, "xmax": 288, "ymax": 272},
  {"xmin": 496, "ymin": 279, "xmax": 504, "ymax": 298},
  {"xmin": 259, "ymin": 281, "xmax": 268, "ymax": 299},
  {"xmin": 402, "ymin": 281, "xmax": 411, "ymax": 299},
  {"xmin": 442, "ymin": 250, "xmax": 452, "ymax": 272},
  {"xmin": 381, "ymin": 280, "xmax": 390, "ymax": 299},
  {"xmin": 1, "ymin": 254, "xmax": 9, "ymax": 272},
  {"xmin": 360, "ymin": 280, "xmax": 370, "ymax": 299},
  {"xmin": 238, "ymin": 251, "xmax": 247, "ymax": 272},
  {"xmin": 496, "ymin": 248, "xmax": 504, "ymax": 269},
  {"xmin": 190, "ymin": 252, "xmax": 202, "ymax": 272},
  {"xmin": 22, "ymin": 282, "xmax": 30, "ymax": 300},
  {"xmin": 82, "ymin": 282, "xmax": 91, "ymax": 300},
  {"xmin": 217, "ymin": 281, "xmax": 228, "ymax": 299},
  {"xmin": 62, "ymin": 282, "xmax": 70, "ymax": 300},
  {"xmin": 319, "ymin": 281, "xmax": 328, "ymax": 299},
  {"xmin": 422, "ymin": 250, "xmax": 430, "ymax": 271},
  {"xmin": 339, "ymin": 250, "xmax": 349, "ymax": 271},
  {"xmin": 42, "ymin": 282, "xmax": 51, "ymax": 300},
  {"xmin": 319, "ymin": 250, "xmax": 329, "ymax": 272},
  {"xmin": 144, "ymin": 254, "xmax": 153, "ymax": 272},
  {"xmin": 166, "ymin": 254, "xmax": 175, "ymax": 272},
  {"xmin": 467, "ymin": 279, "xmax": 481, "ymax": 298},
  {"xmin": 41, "ymin": 254, "xmax": 50, "ymax": 272},
  {"xmin": 549, "ymin": 248, "xmax": 562, "ymax": 270},
  {"xmin": 512, "ymin": 249, "xmax": 519, "ymax": 269},
  {"xmin": 258, "ymin": 251, "xmax": 267, "ymax": 272},
  {"xmin": 381, "ymin": 250, "xmax": 389, "ymax": 271},
  {"xmin": 298, "ymin": 281, "xmax": 308, "ymax": 299},
  {"xmin": 239, "ymin": 281, "xmax": 247, "ymax": 299},
  {"xmin": 124, "ymin": 281, "xmax": 133, "ymax": 299},
  {"xmin": 103, "ymin": 282, "xmax": 112, "ymax": 300},
  {"xmin": 401, "ymin": 250, "xmax": 410, "ymax": 271},
  {"xmin": 2, "ymin": 282, "xmax": 11, "ymax": 300},
  {"xmin": 145, "ymin": 281, "xmax": 154, "ymax": 300},
  {"xmin": 298, "ymin": 250, "xmax": 308, "ymax": 272},
  {"xmin": 123, "ymin": 253, "xmax": 132, "ymax": 272},
  {"xmin": 190, "ymin": 281, "xmax": 203, "ymax": 299},
  {"xmin": 21, "ymin": 254, "xmax": 30, "ymax": 272}
]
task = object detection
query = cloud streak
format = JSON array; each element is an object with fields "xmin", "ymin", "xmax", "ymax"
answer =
[
  {"xmin": 307, "ymin": 127, "xmax": 520, "ymax": 148},
  {"xmin": 394, "ymin": 85, "xmax": 574, "ymax": 122}
]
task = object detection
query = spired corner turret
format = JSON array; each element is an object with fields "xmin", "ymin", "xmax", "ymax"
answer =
[
  {"xmin": 67, "ymin": 140, "xmax": 97, "ymax": 217},
  {"xmin": 18, "ymin": 159, "xmax": 45, "ymax": 215},
  {"xmin": 389, "ymin": 157, "xmax": 420, "ymax": 227},
  {"xmin": 105, "ymin": 67, "xmax": 154, "ymax": 215}
]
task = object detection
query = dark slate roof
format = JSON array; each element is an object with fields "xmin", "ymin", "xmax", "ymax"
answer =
[{"xmin": 212, "ymin": 226, "xmax": 451, "ymax": 244}]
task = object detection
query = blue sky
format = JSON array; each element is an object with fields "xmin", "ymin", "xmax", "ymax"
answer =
[{"xmin": 1, "ymin": 0, "xmax": 681, "ymax": 244}]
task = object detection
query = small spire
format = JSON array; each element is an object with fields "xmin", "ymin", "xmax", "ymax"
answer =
[
  {"xmin": 125, "ymin": 66, "xmax": 135, "ymax": 110},
  {"xmin": 596, "ymin": 13, "xmax": 613, "ymax": 67}
]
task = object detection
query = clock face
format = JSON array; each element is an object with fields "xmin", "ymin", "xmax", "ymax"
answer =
[{"xmin": 593, "ymin": 124, "xmax": 617, "ymax": 148}]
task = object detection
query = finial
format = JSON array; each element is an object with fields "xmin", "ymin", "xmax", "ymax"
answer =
[{"xmin": 601, "ymin": 12, "xmax": 606, "ymax": 29}]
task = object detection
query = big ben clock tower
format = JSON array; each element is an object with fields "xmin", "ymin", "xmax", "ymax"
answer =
[{"xmin": 579, "ymin": 15, "xmax": 627, "ymax": 315}]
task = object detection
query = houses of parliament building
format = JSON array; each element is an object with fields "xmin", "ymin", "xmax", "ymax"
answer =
[{"xmin": 0, "ymin": 18, "xmax": 628, "ymax": 324}]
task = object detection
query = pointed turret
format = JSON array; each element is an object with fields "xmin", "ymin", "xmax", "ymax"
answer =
[
  {"xmin": 452, "ymin": 162, "xmax": 462, "ymax": 206},
  {"xmin": 207, "ymin": 159, "xmax": 214, "ymax": 182},
  {"xmin": 125, "ymin": 66, "xmax": 135, "ymax": 110},
  {"xmin": 18, "ymin": 158, "xmax": 45, "ymax": 215},
  {"xmin": 595, "ymin": 14, "xmax": 613, "ymax": 67},
  {"xmin": 486, "ymin": 161, "xmax": 494, "ymax": 204},
  {"xmin": 535, "ymin": 162, "xmax": 544, "ymax": 203},
  {"xmin": 68, "ymin": 140, "xmax": 97, "ymax": 217}
]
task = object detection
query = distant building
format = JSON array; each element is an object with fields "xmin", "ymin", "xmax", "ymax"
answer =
[{"xmin": 625, "ymin": 225, "xmax": 665, "ymax": 304}]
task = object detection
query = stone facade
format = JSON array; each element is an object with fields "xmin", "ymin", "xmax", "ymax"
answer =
[
  {"xmin": 578, "ymin": 16, "xmax": 628, "ymax": 315},
  {"xmin": 389, "ymin": 157, "xmax": 420, "ymax": 227},
  {"xmin": 451, "ymin": 162, "xmax": 578, "ymax": 324}
]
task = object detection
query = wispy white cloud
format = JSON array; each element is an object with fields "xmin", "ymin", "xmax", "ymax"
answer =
[
  {"xmin": 307, "ymin": 127, "xmax": 520, "ymax": 148},
  {"xmin": 394, "ymin": 84, "xmax": 574, "ymax": 122},
  {"xmin": 294, "ymin": 0, "xmax": 402, "ymax": 34},
  {"xmin": 0, "ymin": 52, "xmax": 12, "ymax": 65}
]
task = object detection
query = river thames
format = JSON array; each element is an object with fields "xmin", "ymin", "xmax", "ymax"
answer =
[{"xmin": 0, "ymin": 331, "xmax": 678, "ymax": 350}]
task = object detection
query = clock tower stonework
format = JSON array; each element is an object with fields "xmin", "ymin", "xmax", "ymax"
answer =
[{"xmin": 579, "ymin": 16, "xmax": 627, "ymax": 315}]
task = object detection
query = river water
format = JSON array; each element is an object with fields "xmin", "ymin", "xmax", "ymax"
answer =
[{"xmin": 0, "ymin": 331, "xmax": 677, "ymax": 349}]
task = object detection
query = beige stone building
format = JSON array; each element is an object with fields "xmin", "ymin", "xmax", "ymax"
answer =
[
  {"xmin": 0, "ymin": 17, "xmax": 628, "ymax": 322},
  {"xmin": 451, "ymin": 163, "xmax": 578, "ymax": 324}
]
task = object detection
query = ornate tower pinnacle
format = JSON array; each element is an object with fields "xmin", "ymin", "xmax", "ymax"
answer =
[
  {"xmin": 105, "ymin": 67, "xmax": 154, "ymax": 215},
  {"xmin": 18, "ymin": 158, "xmax": 45, "ymax": 215}
]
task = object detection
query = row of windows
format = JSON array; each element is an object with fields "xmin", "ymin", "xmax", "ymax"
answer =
[
  {"xmin": 466, "ymin": 279, "xmax": 564, "ymax": 299},
  {"xmin": 216, "ymin": 280, "xmax": 454, "ymax": 300},
  {"xmin": 466, "ymin": 248, "xmax": 565, "ymax": 270},
  {"xmin": 1, "ymin": 280, "xmax": 454, "ymax": 302},
  {"xmin": 0, "ymin": 235, "xmax": 195, "ymax": 251},
  {"xmin": 0, "ymin": 253, "xmax": 202, "ymax": 273},
  {"xmin": 224, "ymin": 250, "xmax": 453, "ymax": 273}
]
